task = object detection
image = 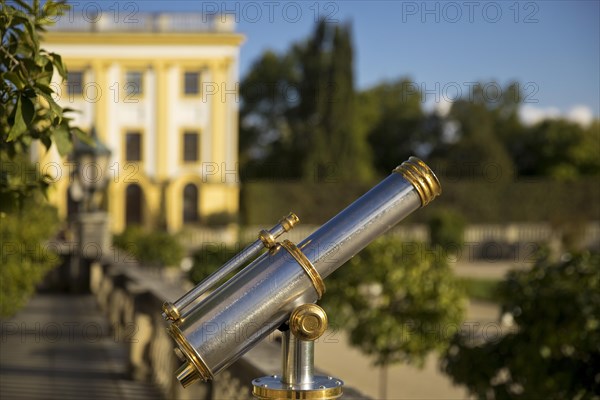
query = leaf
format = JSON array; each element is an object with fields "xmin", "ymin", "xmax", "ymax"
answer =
[
  {"xmin": 11, "ymin": 15, "xmax": 31, "ymax": 26},
  {"xmin": 37, "ymin": 69, "xmax": 53, "ymax": 87},
  {"xmin": 24, "ymin": 20, "xmax": 40, "ymax": 53},
  {"xmin": 50, "ymin": 53, "xmax": 66, "ymax": 80},
  {"xmin": 34, "ymin": 82, "xmax": 54, "ymax": 95},
  {"xmin": 23, "ymin": 87, "xmax": 36, "ymax": 98},
  {"xmin": 40, "ymin": 1, "xmax": 69, "ymax": 23},
  {"xmin": 3, "ymin": 72, "xmax": 25, "ymax": 90},
  {"xmin": 14, "ymin": 0, "xmax": 34, "ymax": 14},
  {"xmin": 41, "ymin": 135, "xmax": 52, "ymax": 151},
  {"xmin": 21, "ymin": 58, "xmax": 41, "ymax": 75},
  {"xmin": 73, "ymin": 127, "xmax": 94, "ymax": 146},
  {"xmin": 20, "ymin": 96, "xmax": 35, "ymax": 123},
  {"xmin": 53, "ymin": 123, "xmax": 72, "ymax": 156},
  {"xmin": 38, "ymin": 91, "xmax": 63, "ymax": 122},
  {"xmin": 7, "ymin": 97, "xmax": 27, "ymax": 141}
]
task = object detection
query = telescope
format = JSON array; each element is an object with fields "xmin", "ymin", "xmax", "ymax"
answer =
[{"xmin": 162, "ymin": 157, "xmax": 441, "ymax": 399}]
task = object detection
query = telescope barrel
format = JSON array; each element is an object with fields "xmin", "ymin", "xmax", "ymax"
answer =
[
  {"xmin": 175, "ymin": 240, "xmax": 264, "ymax": 316},
  {"xmin": 162, "ymin": 213, "xmax": 299, "ymax": 321},
  {"xmin": 299, "ymin": 157, "xmax": 440, "ymax": 279},
  {"xmin": 167, "ymin": 157, "xmax": 441, "ymax": 387}
]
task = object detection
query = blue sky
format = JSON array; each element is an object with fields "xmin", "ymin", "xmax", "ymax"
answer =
[{"xmin": 70, "ymin": 1, "xmax": 599, "ymax": 121}]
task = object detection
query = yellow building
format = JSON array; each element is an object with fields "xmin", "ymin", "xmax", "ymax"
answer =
[{"xmin": 42, "ymin": 13, "xmax": 244, "ymax": 233}]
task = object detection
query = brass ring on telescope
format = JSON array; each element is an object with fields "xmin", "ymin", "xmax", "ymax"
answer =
[
  {"xmin": 280, "ymin": 239, "xmax": 325, "ymax": 299},
  {"xmin": 258, "ymin": 229, "xmax": 277, "ymax": 249},
  {"xmin": 167, "ymin": 323, "xmax": 214, "ymax": 384},
  {"xmin": 393, "ymin": 156, "xmax": 442, "ymax": 207},
  {"xmin": 280, "ymin": 212, "xmax": 300, "ymax": 232},
  {"xmin": 162, "ymin": 301, "xmax": 181, "ymax": 321},
  {"xmin": 252, "ymin": 385, "xmax": 343, "ymax": 400}
]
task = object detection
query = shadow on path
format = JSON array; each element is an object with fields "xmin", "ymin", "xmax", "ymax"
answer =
[{"xmin": 0, "ymin": 293, "xmax": 163, "ymax": 400}]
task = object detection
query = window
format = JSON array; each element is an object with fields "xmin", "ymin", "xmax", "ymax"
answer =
[
  {"xmin": 67, "ymin": 70, "xmax": 84, "ymax": 97},
  {"xmin": 125, "ymin": 131, "xmax": 142, "ymax": 162},
  {"xmin": 183, "ymin": 184, "xmax": 199, "ymax": 223},
  {"xmin": 183, "ymin": 71, "xmax": 201, "ymax": 95},
  {"xmin": 125, "ymin": 184, "xmax": 143, "ymax": 226},
  {"xmin": 182, "ymin": 131, "xmax": 199, "ymax": 162},
  {"xmin": 125, "ymin": 71, "xmax": 143, "ymax": 96}
]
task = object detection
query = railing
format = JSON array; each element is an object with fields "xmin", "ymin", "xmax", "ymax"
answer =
[
  {"xmin": 47, "ymin": 12, "xmax": 235, "ymax": 33},
  {"xmin": 181, "ymin": 222, "xmax": 600, "ymax": 254},
  {"xmin": 89, "ymin": 259, "xmax": 370, "ymax": 399}
]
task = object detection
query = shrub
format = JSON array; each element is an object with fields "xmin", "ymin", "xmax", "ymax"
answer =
[
  {"xmin": 322, "ymin": 237, "xmax": 466, "ymax": 367},
  {"xmin": 188, "ymin": 243, "xmax": 241, "ymax": 284},
  {"xmin": 442, "ymin": 251, "xmax": 600, "ymax": 398},
  {"xmin": 428, "ymin": 208, "xmax": 466, "ymax": 252},
  {"xmin": 0, "ymin": 201, "xmax": 60, "ymax": 317},
  {"xmin": 113, "ymin": 227, "xmax": 184, "ymax": 268}
]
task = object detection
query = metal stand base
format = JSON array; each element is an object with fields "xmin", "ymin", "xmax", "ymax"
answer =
[
  {"xmin": 252, "ymin": 304, "xmax": 343, "ymax": 400},
  {"xmin": 252, "ymin": 375, "xmax": 343, "ymax": 399}
]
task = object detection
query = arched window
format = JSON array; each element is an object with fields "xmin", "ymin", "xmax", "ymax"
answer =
[
  {"xmin": 125, "ymin": 184, "xmax": 143, "ymax": 226},
  {"xmin": 183, "ymin": 183, "xmax": 199, "ymax": 224}
]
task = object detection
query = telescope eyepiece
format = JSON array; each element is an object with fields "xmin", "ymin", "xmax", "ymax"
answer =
[{"xmin": 393, "ymin": 156, "xmax": 441, "ymax": 207}]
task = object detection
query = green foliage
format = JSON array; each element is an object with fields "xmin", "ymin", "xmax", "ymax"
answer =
[
  {"xmin": 362, "ymin": 79, "xmax": 426, "ymax": 176},
  {"xmin": 188, "ymin": 243, "xmax": 240, "ymax": 284},
  {"xmin": 429, "ymin": 82, "xmax": 517, "ymax": 183},
  {"xmin": 241, "ymin": 179, "xmax": 600, "ymax": 225},
  {"xmin": 241, "ymin": 180, "xmax": 371, "ymax": 225},
  {"xmin": 510, "ymin": 119, "xmax": 600, "ymax": 179},
  {"xmin": 239, "ymin": 50, "xmax": 300, "ymax": 178},
  {"xmin": 1, "ymin": 1, "xmax": 89, "ymax": 187},
  {"xmin": 458, "ymin": 277, "xmax": 501, "ymax": 303},
  {"xmin": 428, "ymin": 208, "xmax": 466, "ymax": 252},
  {"xmin": 442, "ymin": 252, "xmax": 600, "ymax": 399},
  {"xmin": 203, "ymin": 211, "xmax": 238, "ymax": 226},
  {"xmin": 113, "ymin": 227, "xmax": 184, "ymax": 268},
  {"xmin": 1, "ymin": 1, "xmax": 84, "ymax": 316},
  {"xmin": 241, "ymin": 18, "xmax": 599, "ymax": 183},
  {"xmin": 322, "ymin": 237, "xmax": 466, "ymax": 367},
  {"xmin": 239, "ymin": 19, "xmax": 374, "ymax": 182},
  {"xmin": 0, "ymin": 194, "xmax": 60, "ymax": 316},
  {"xmin": 299, "ymin": 20, "xmax": 373, "ymax": 182}
]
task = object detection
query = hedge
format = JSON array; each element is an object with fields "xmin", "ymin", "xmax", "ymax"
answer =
[{"xmin": 241, "ymin": 178, "xmax": 600, "ymax": 225}]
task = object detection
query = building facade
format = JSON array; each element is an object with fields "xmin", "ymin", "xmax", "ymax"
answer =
[{"xmin": 42, "ymin": 13, "xmax": 244, "ymax": 233}]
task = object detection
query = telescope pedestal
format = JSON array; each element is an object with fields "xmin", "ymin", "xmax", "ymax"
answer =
[{"xmin": 252, "ymin": 304, "xmax": 343, "ymax": 400}]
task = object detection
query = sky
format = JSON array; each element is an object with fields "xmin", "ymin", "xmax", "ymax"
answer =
[{"xmin": 69, "ymin": 1, "xmax": 599, "ymax": 124}]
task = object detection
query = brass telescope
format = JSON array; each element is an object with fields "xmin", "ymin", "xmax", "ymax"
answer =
[{"xmin": 162, "ymin": 157, "xmax": 441, "ymax": 399}]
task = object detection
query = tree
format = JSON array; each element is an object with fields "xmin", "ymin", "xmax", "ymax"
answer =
[
  {"xmin": 442, "ymin": 251, "xmax": 600, "ymax": 399},
  {"xmin": 322, "ymin": 237, "xmax": 466, "ymax": 399},
  {"xmin": 1, "ymin": 1, "xmax": 89, "ymax": 205},
  {"xmin": 510, "ymin": 118, "xmax": 600, "ymax": 179},
  {"xmin": 361, "ymin": 78, "xmax": 425, "ymax": 176},
  {"xmin": 1, "ymin": 0, "xmax": 84, "ymax": 316},
  {"xmin": 239, "ymin": 50, "xmax": 300, "ymax": 178},
  {"xmin": 298, "ymin": 20, "xmax": 373, "ymax": 182},
  {"xmin": 429, "ymin": 82, "xmax": 517, "ymax": 182},
  {"xmin": 239, "ymin": 19, "xmax": 374, "ymax": 182}
]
